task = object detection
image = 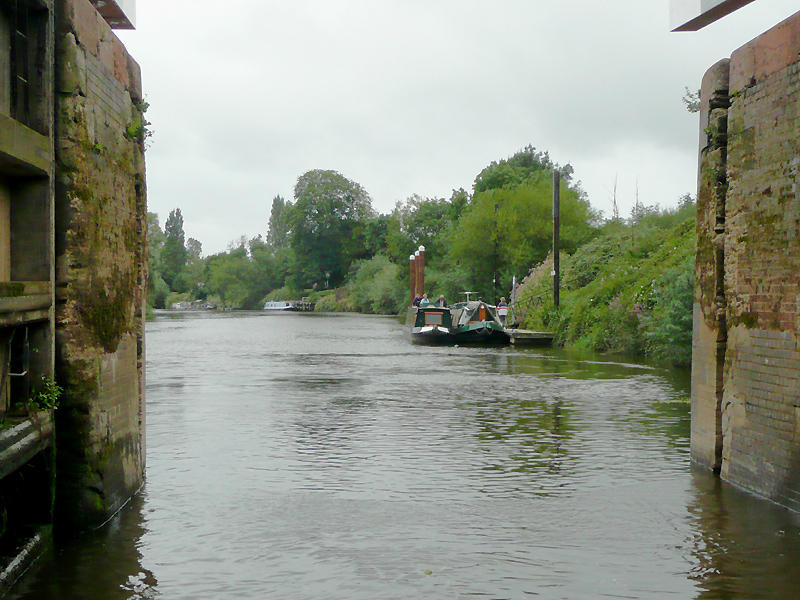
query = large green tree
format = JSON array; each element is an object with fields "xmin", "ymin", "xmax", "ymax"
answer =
[
  {"xmin": 267, "ymin": 195, "xmax": 292, "ymax": 249},
  {"xmin": 474, "ymin": 145, "xmax": 569, "ymax": 193},
  {"xmin": 161, "ymin": 208, "xmax": 188, "ymax": 290},
  {"xmin": 288, "ymin": 169, "xmax": 373, "ymax": 289},
  {"xmin": 448, "ymin": 148, "xmax": 598, "ymax": 302}
]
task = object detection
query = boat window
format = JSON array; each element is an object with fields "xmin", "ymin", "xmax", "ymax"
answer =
[{"xmin": 425, "ymin": 312, "xmax": 443, "ymax": 325}]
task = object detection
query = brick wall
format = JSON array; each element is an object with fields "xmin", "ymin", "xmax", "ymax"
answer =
[
  {"xmin": 694, "ymin": 11, "xmax": 800, "ymax": 510},
  {"xmin": 53, "ymin": 0, "xmax": 146, "ymax": 530}
]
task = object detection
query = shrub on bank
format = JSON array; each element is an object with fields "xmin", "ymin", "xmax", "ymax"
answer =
[{"xmin": 515, "ymin": 204, "xmax": 695, "ymax": 366}]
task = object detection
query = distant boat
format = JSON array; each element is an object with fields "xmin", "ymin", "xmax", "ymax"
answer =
[
  {"xmin": 264, "ymin": 299, "xmax": 315, "ymax": 312},
  {"xmin": 264, "ymin": 301, "xmax": 297, "ymax": 311}
]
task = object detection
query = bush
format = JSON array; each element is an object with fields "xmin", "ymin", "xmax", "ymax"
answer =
[
  {"xmin": 346, "ymin": 255, "xmax": 405, "ymax": 314},
  {"xmin": 643, "ymin": 257, "xmax": 694, "ymax": 366},
  {"xmin": 148, "ymin": 273, "xmax": 170, "ymax": 309},
  {"xmin": 512, "ymin": 203, "xmax": 696, "ymax": 364}
]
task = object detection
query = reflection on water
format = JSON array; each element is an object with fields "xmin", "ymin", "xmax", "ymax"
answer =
[{"xmin": 9, "ymin": 312, "xmax": 800, "ymax": 599}]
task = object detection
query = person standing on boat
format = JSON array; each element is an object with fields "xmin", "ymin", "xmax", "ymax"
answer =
[
  {"xmin": 412, "ymin": 294, "xmax": 422, "ymax": 307},
  {"xmin": 435, "ymin": 294, "xmax": 448, "ymax": 308},
  {"xmin": 419, "ymin": 294, "xmax": 432, "ymax": 307},
  {"xmin": 497, "ymin": 297, "xmax": 509, "ymax": 326}
]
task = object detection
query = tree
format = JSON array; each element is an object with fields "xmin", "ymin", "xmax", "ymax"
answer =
[
  {"xmin": 161, "ymin": 208, "xmax": 188, "ymax": 289},
  {"xmin": 473, "ymin": 145, "xmax": 568, "ymax": 194},
  {"xmin": 175, "ymin": 237, "xmax": 206, "ymax": 298},
  {"xmin": 267, "ymin": 195, "xmax": 292, "ymax": 249},
  {"xmin": 385, "ymin": 194, "xmax": 465, "ymax": 264},
  {"xmin": 146, "ymin": 212, "xmax": 169, "ymax": 308},
  {"xmin": 449, "ymin": 172, "xmax": 597, "ymax": 302},
  {"xmin": 288, "ymin": 169, "xmax": 374, "ymax": 289},
  {"xmin": 203, "ymin": 237, "xmax": 283, "ymax": 309}
]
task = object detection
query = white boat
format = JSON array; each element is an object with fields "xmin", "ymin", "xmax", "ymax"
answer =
[
  {"xmin": 263, "ymin": 301, "xmax": 297, "ymax": 311},
  {"xmin": 263, "ymin": 299, "xmax": 316, "ymax": 311}
]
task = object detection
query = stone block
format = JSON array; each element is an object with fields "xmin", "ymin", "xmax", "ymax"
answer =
[{"xmin": 56, "ymin": 33, "xmax": 87, "ymax": 95}]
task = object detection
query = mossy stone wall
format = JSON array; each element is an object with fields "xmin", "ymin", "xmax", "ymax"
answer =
[
  {"xmin": 53, "ymin": 0, "xmax": 146, "ymax": 530},
  {"xmin": 693, "ymin": 11, "xmax": 800, "ymax": 512}
]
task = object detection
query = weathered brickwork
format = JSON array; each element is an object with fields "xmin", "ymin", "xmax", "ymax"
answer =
[
  {"xmin": 694, "ymin": 11, "xmax": 800, "ymax": 510},
  {"xmin": 53, "ymin": 0, "xmax": 146, "ymax": 529}
]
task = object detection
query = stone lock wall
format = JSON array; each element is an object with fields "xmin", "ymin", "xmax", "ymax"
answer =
[
  {"xmin": 53, "ymin": 0, "xmax": 146, "ymax": 529},
  {"xmin": 693, "ymin": 11, "xmax": 800, "ymax": 511}
]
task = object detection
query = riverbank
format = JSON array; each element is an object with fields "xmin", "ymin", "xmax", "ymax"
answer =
[{"xmin": 513, "ymin": 203, "xmax": 695, "ymax": 367}]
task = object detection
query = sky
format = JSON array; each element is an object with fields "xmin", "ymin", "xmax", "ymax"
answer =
[{"xmin": 116, "ymin": 0, "xmax": 800, "ymax": 256}]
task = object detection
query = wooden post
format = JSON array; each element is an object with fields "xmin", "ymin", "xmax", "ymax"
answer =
[
  {"xmin": 409, "ymin": 254, "xmax": 416, "ymax": 305},
  {"xmin": 553, "ymin": 170, "xmax": 560, "ymax": 309}
]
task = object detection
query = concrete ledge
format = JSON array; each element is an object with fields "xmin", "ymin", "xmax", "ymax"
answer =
[
  {"xmin": 89, "ymin": 0, "xmax": 135, "ymax": 29},
  {"xmin": 0, "ymin": 526, "xmax": 52, "ymax": 597},
  {"xmin": 507, "ymin": 329, "xmax": 554, "ymax": 345},
  {"xmin": 0, "ymin": 115, "xmax": 52, "ymax": 177},
  {"xmin": 0, "ymin": 283, "xmax": 52, "ymax": 325},
  {"xmin": 671, "ymin": 0, "xmax": 757, "ymax": 31},
  {"xmin": 0, "ymin": 414, "xmax": 54, "ymax": 482}
]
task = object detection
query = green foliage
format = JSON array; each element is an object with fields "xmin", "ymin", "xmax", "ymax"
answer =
[
  {"xmin": 288, "ymin": 169, "xmax": 375, "ymax": 289},
  {"xmin": 386, "ymin": 193, "xmax": 465, "ymax": 264},
  {"xmin": 314, "ymin": 290, "xmax": 357, "ymax": 312},
  {"xmin": 643, "ymin": 257, "xmax": 694, "ymax": 366},
  {"xmin": 125, "ymin": 98, "xmax": 153, "ymax": 147},
  {"xmin": 263, "ymin": 285, "xmax": 304, "ymax": 302},
  {"xmin": 161, "ymin": 208, "xmax": 188, "ymax": 289},
  {"xmin": 682, "ymin": 87, "xmax": 701, "ymax": 113},
  {"xmin": 473, "ymin": 145, "xmax": 570, "ymax": 193},
  {"xmin": 563, "ymin": 233, "xmax": 622, "ymax": 289},
  {"xmin": 25, "ymin": 376, "xmax": 62, "ymax": 412},
  {"xmin": 267, "ymin": 195, "xmax": 292, "ymax": 249},
  {"xmin": 516, "ymin": 201, "xmax": 696, "ymax": 365},
  {"xmin": 345, "ymin": 254, "xmax": 404, "ymax": 314},
  {"xmin": 448, "ymin": 176, "xmax": 597, "ymax": 302},
  {"xmin": 205, "ymin": 240, "xmax": 274, "ymax": 309}
]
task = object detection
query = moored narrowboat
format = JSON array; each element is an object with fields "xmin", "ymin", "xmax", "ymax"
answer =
[
  {"xmin": 404, "ymin": 305, "xmax": 454, "ymax": 343},
  {"xmin": 450, "ymin": 300, "xmax": 509, "ymax": 343}
]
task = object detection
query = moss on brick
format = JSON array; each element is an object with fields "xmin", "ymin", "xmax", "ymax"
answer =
[{"xmin": 0, "ymin": 283, "xmax": 26, "ymax": 298}]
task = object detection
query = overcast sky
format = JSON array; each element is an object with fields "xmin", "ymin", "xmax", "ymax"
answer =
[{"xmin": 117, "ymin": 0, "xmax": 799, "ymax": 256}]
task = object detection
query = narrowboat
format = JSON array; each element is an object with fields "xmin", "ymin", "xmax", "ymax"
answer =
[
  {"xmin": 404, "ymin": 305, "xmax": 454, "ymax": 343},
  {"xmin": 450, "ymin": 300, "xmax": 509, "ymax": 343}
]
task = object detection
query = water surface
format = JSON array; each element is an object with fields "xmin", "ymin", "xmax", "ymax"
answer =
[{"xmin": 10, "ymin": 312, "xmax": 800, "ymax": 599}]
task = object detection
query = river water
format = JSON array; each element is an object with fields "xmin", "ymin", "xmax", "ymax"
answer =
[{"xmin": 8, "ymin": 312, "xmax": 800, "ymax": 599}]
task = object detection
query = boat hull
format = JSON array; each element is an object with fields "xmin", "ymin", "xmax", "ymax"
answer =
[{"xmin": 451, "ymin": 322, "xmax": 509, "ymax": 344}]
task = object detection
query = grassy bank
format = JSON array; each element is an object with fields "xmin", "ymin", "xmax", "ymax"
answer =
[{"xmin": 514, "ymin": 203, "xmax": 696, "ymax": 367}]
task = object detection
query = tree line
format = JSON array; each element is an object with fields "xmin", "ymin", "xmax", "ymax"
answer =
[
  {"xmin": 147, "ymin": 145, "xmax": 696, "ymax": 366},
  {"xmin": 148, "ymin": 145, "xmax": 597, "ymax": 311}
]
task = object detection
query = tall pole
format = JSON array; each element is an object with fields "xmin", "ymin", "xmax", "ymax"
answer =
[
  {"xmin": 417, "ymin": 245, "xmax": 425, "ymax": 298},
  {"xmin": 553, "ymin": 170, "xmax": 560, "ymax": 309},
  {"xmin": 414, "ymin": 250, "xmax": 421, "ymax": 296},
  {"xmin": 494, "ymin": 203, "xmax": 499, "ymax": 304},
  {"xmin": 409, "ymin": 254, "xmax": 416, "ymax": 305}
]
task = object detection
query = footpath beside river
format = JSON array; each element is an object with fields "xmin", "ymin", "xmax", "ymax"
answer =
[{"xmin": 9, "ymin": 312, "xmax": 800, "ymax": 599}]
